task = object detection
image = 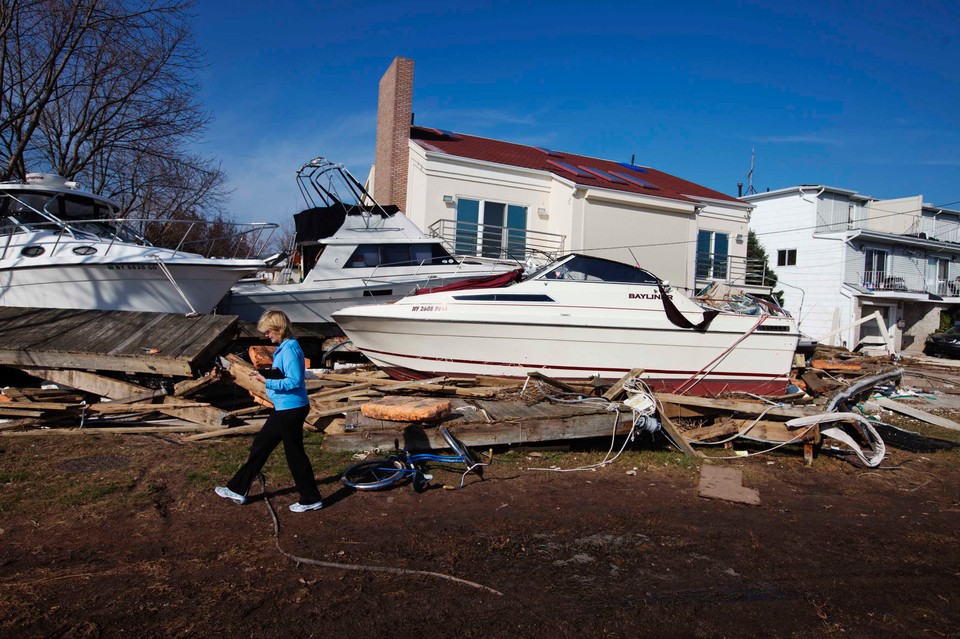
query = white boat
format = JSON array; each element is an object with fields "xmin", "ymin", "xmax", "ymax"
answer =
[
  {"xmin": 0, "ymin": 174, "xmax": 273, "ymax": 314},
  {"xmin": 223, "ymin": 158, "xmax": 519, "ymax": 328},
  {"xmin": 333, "ymin": 253, "xmax": 801, "ymax": 396}
]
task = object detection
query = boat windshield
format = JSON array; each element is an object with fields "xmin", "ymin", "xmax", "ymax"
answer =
[
  {"xmin": 345, "ymin": 243, "xmax": 457, "ymax": 268},
  {"xmin": 0, "ymin": 189, "xmax": 126, "ymax": 240},
  {"xmin": 0, "ymin": 192, "xmax": 57, "ymax": 232},
  {"xmin": 530, "ymin": 254, "xmax": 660, "ymax": 284}
]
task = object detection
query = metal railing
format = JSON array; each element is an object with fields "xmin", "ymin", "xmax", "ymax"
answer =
[
  {"xmin": 428, "ymin": 218, "xmax": 566, "ymax": 261},
  {"xmin": 857, "ymin": 271, "xmax": 960, "ymax": 297},
  {"xmin": 695, "ymin": 253, "xmax": 774, "ymax": 288},
  {"xmin": 0, "ymin": 215, "xmax": 278, "ymax": 261}
]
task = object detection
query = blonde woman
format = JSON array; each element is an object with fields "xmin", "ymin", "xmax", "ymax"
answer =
[{"xmin": 215, "ymin": 309, "xmax": 323, "ymax": 512}]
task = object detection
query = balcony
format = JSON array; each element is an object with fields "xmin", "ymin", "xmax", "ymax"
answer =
[
  {"xmin": 695, "ymin": 253, "xmax": 776, "ymax": 289},
  {"xmin": 858, "ymin": 271, "xmax": 960, "ymax": 297},
  {"xmin": 428, "ymin": 218, "xmax": 566, "ymax": 261}
]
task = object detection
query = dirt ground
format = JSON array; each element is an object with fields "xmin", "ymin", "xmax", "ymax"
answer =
[{"xmin": 2, "ymin": 360, "xmax": 960, "ymax": 639}]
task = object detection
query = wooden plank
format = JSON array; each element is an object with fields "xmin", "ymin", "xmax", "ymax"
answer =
[
  {"xmin": 322, "ymin": 412, "xmax": 630, "ymax": 452},
  {"xmin": 473, "ymin": 399, "xmax": 607, "ymax": 422},
  {"xmin": 0, "ymin": 308, "xmax": 237, "ymax": 376},
  {"xmin": 602, "ymin": 368, "xmax": 645, "ymax": 401},
  {"xmin": 315, "ymin": 372, "xmax": 501, "ymax": 397},
  {"xmin": 682, "ymin": 420, "xmax": 741, "ymax": 442},
  {"xmin": 527, "ymin": 371, "xmax": 582, "ymax": 394},
  {"xmin": 22, "ymin": 368, "xmax": 227, "ymax": 427},
  {"xmin": 1, "ymin": 425, "xmax": 216, "ymax": 437},
  {"xmin": 799, "ymin": 371, "xmax": 833, "ymax": 394},
  {"xmin": 657, "ymin": 410, "xmax": 702, "ymax": 457},
  {"xmin": 658, "ymin": 403, "xmax": 721, "ymax": 419},
  {"xmin": 223, "ymin": 353, "xmax": 270, "ymax": 405},
  {"xmin": 656, "ymin": 393, "xmax": 821, "ymax": 418},
  {"xmin": 875, "ymin": 397, "xmax": 960, "ymax": 432},
  {"xmin": 183, "ymin": 420, "xmax": 267, "ymax": 441},
  {"xmin": 173, "ymin": 369, "xmax": 222, "ymax": 398},
  {"xmin": 25, "ymin": 368, "xmax": 147, "ymax": 398},
  {"xmin": 0, "ymin": 407, "xmax": 45, "ymax": 418}
]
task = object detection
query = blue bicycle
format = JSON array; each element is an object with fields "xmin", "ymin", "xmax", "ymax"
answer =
[{"xmin": 341, "ymin": 426, "xmax": 485, "ymax": 492}]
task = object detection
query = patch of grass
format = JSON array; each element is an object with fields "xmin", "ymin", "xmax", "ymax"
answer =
[
  {"xmin": 185, "ymin": 470, "xmax": 216, "ymax": 487},
  {"xmin": 58, "ymin": 480, "xmax": 130, "ymax": 508},
  {"xmin": 0, "ymin": 470, "xmax": 31, "ymax": 484}
]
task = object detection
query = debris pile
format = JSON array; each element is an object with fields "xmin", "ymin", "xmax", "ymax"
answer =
[{"xmin": 1, "ymin": 331, "xmax": 958, "ymax": 471}]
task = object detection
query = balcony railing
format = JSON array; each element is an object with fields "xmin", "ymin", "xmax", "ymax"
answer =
[
  {"xmin": 695, "ymin": 253, "xmax": 775, "ymax": 288},
  {"xmin": 428, "ymin": 218, "xmax": 566, "ymax": 261},
  {"xmin": 859, "ymin": 271, "xmax": 960, "ymax": 297}
]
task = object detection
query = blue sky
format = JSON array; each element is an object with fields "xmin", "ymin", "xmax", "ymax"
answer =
[{"xmin": 192, "ymin": 0, "xmax": 960, "ymax": 223}]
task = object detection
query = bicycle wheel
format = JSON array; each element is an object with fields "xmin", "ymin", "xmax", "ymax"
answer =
[
  {"xmin": 341, "ymin": 458, "xmax": 407, "ymax": 491},
  {"xmin": 439, "ymin": 426, "xmax": 484, "ymax": 478}
]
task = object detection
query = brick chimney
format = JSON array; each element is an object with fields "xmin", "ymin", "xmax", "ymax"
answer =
[{"xmin": 374, "ymin": 57, "xmax": 414, "ymax": 209}]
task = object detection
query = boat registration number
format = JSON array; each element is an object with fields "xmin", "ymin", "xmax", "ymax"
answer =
[
  {"xmin": 411, "ymin": 305, "xmax": 447, "ymax": 312},
  {"xmin": 107, "ymin": 264, "xmax": 159, "ymax": 271}
]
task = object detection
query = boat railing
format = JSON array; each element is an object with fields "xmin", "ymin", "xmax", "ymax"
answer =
[{"xmin": 0, "ymin": 215, "xmax": 278, "ymax": 260}]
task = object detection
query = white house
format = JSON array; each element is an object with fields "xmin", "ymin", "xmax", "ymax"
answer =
[
  {"xmin": 370, "ymin": 57, "xmax": 761, "ymax": 296},
  {"xmin": 744, "ymin": 186, "xmax": 960, "ymax": 352}
]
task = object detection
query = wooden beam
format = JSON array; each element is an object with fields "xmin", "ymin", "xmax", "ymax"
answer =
[
  {"xmin": 656, "ymin": 410, "xmax": 702, "ymax": 457},
  {"xmin": 322, "ymin": 412, "xmax": 629, "ymax": 452},
  {"xmin": 656, "ymin": 393, "xmax": 821, "ymax": 418},
  {"xmin": 24, "ymin": 368, "xmax": 146, "ymax": 398},
  {"xmin": 22, "ymin": 368, "xmax": 228, "ymax": 427},
  {"xmin": 1, "ymin": 425, "xmax": 216, "ymax": 437},
  {"xmin": 173, "ymin": 369, "xmax": 222, "ymax": 398},
  {"xmin": 183, "ymin": 421, "xmax": 266, "ymax": 441},
  {"xmin": 602, "ymin": 368, "xmax": 645, "ymax": 401},
  {"xmin": 526, "ymin": 371, "xmax": 581, "ymax": 394},
  {"xmin": 875, "ymin": 397, "xmax": 960, "ymax": 431}
]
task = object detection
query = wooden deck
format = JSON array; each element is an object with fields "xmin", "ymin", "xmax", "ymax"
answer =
[{"xmin": 0, "ymin": 307, "xmax": 239, "ymax": 377}]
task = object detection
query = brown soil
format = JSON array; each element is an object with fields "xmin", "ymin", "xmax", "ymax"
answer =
[{"xmin": 2, "ymin": 367, "xmax": 960, "ymax": 638}]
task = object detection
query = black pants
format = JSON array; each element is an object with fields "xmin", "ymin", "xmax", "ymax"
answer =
[{"xmin": 227, "ymin": 405, "xmax": 321, "ymax": 504}]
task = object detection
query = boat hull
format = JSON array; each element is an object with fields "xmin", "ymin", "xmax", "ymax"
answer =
[
  {"xmin": 0, "ymin": 261, "xmax": 253, "ymax": 314},
  {"xmin": 334, "ymin": 312, "xmax": 799, "ymax": 395},
  {"xmin": 226, "ymin": 266, "xmax": 517, "ymax": 324},
  {"xmin": 225, "ymin": 280, "xmax": 422, "ymax": 324}
]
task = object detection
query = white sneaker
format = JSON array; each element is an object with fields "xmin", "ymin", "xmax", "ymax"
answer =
[
  {"xmin": 289, "ymin": 500, "xmax": 324, "ymax": 513},
  {"xmin": 215, "ymin": 486, "xmax": 247, "ymax": 505}
]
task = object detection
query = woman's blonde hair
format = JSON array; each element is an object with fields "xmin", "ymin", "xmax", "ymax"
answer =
[{"xmin": 257, "ymin": 308, "xmax": 293, "ymax": 341}]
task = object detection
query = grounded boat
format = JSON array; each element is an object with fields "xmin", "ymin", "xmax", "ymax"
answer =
[
  {"xmin": 333, "ymin": 253, "xmax": 801, "ymax": 396},
  {"xmin": 0, "ymin": 174, "xmax": 273, "ymax": 314},
  {"xmin": 223, "ymin": 158, "xmax": 519, "ymax": 328}
]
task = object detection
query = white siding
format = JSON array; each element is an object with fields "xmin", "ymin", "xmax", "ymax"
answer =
[{"xmin": 748, "ymin": 191, "xmax": 852, "ymax": 343}]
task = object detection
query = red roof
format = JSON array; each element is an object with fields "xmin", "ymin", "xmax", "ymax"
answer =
[{"xmin": 410, "ymin": 126, "xmax": 738, "ymax": 205}]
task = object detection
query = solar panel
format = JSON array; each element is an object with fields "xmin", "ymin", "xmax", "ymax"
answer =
[
  {"xmin": 546, "ymin": 159, "xmax": 590, "ymax": 177},
  {"xmin": 611, "ymin": 171, "xmax": 659, "ymax": 189},
  {"xmin": 536, "ymin": 147, "xmax": 564, "ymax": 157},
  {"xmin": 579, "ymin": 166, "xmax": 628, "ymax": 184},
  {"xmin": 617, "ymin": 162, "xmax": 650, "ymax": 174}
]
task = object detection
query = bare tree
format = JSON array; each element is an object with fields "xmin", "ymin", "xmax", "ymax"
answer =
[{"xmin": 0, "ymin": 0, "xmax": 232, "ymax": 233}]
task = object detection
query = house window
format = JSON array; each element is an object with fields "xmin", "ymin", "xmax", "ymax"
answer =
[
  {"xmin": 455, "ymin": 198, "xmax": 528, "ymax": 259},
  {"xmin": 696, "ymin": 230, "xmax": 729, "ymax": 280},
  {"xmin": 863, "ymin": 248, "xmax": 888, "ymax": 289},
  {"xmin": 777, "ymin": 249, "xmax": 797, "ymax": 266}
]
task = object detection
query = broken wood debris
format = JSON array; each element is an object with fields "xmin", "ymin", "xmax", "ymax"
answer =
[{"xmin": 0, "ymin": 320, "xmax": 953, "ymax": 471}]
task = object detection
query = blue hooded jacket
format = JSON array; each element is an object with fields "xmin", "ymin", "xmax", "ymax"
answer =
[{"xmin": 264, "ymin": 338, "xmax": 309, "ymax": 410}]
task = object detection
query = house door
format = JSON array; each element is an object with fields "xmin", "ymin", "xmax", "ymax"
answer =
[
  {"xmin": 455, "ymin": 198, "xmax": 528, "ymax": 259},
  {"xmin": 858, "ymin": 303, "xmax": 893, "ymax": 345}
]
